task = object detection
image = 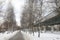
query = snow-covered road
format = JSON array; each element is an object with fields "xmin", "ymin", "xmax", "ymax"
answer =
[{"xmin": 0, "ymin": 31, "xmax": 60, "ymax": 40}]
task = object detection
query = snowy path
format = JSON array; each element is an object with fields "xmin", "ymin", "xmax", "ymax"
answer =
[
  {"xmin": 9, "ymin": 31, "xmax": 24, "ymax": 40},
  {"xmin": 0, "ymin": 31, "xmax": 60, "ymax": 40},
  {"xmin": 0, "ymin": 30, "xmax": 19, "ymax": 40}
]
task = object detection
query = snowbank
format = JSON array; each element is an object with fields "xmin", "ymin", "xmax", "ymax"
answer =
[
  {"xmin": 0, "ymin": 30, "xmax": 19, "ymax": 40},
  {"xmin": 21, "ymin": 31, "xmax": 60, "ymax": 40},
  {"xmin": 21, "ymin": 31, "xmax": 34, "ymax": 40}
]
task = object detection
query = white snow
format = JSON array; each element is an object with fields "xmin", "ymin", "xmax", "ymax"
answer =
[
  {"xmin": 0, "ymin": 30, "xmax": 19, "ymax": 40},
  {"xmin": 21, "ymin": 31, "xmax": 60, "ymax": 40},
  {"xmin": 0, "ymin": 31, "xmax": 60, "ymax": 40}
]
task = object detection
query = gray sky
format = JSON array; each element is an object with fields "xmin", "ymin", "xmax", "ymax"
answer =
[{"xmin": 11, "ymin": 0, "xmax": 26, "ymax": 26}]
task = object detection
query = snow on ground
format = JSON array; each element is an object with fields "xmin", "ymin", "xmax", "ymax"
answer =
[
  {"xmin": 21, "ymin": 31, "xmax": 34, "ymax": 40},
  {"xmin": 0, "ymin": 30, "xmax": 19, "ymax": 40},
  {"xmin": 0, "ymin": 30, "xmax": 60, "ymax": 40},
  {"xmin": 21, "ymin": 31, "xmax": 60, "ymax": 40}
]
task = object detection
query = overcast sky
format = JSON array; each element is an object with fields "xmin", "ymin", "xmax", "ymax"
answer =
[{"xmin": 11, "ymin": 0, "xmax": 26, "ymax": 26}]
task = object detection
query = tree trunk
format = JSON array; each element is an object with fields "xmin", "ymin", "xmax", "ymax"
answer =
[
  {"xmin": 43, "ymin": 26, "xmax": 46, "ymax": 32},
  {"xmin": 51, "ymin": 26, "xmax": 54, "ymax": 32}
]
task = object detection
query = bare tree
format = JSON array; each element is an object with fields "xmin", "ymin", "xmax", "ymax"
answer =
[{"xmin": 5, "ymin": 2, "xmax": 16, "ymax": 31}]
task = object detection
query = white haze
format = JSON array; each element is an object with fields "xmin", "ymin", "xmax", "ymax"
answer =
[{"xmin": 11, "ymin": 0, "xmax": 26, "ymax": 26}]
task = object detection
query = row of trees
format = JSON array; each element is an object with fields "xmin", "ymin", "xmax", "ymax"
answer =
[
  {"xmin": 21, "ymin": 0, "xmax": 42, "ymax": 28},
  {"xmin": 21, "ymin": 0, "xmax": 60, "ymax": 37},
  {"xmin": 0, "ymin": 0, "xmax": 60, "ymax": 33},
  {"xmin": 0, "ymin": 0, "xmax": 17, "ymax": 32},
  {"xmin": 21, "ymin": 0, "xmax": 42, "ymax": 37}
]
